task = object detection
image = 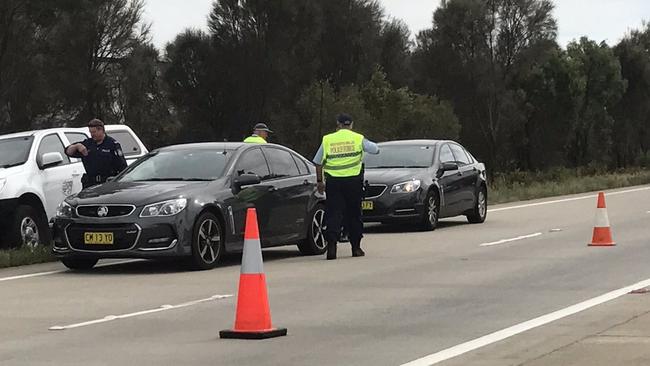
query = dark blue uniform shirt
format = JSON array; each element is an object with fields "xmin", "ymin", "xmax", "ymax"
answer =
[{"xmin": 66, "ymin": 135, "xmax": 127, "ymax": 179}]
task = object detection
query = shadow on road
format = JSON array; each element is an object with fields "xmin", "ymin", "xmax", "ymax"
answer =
[
  {"xmin": 61, "ymin": 248, "xmax": 305, "ymax": 275},
  {"xmin": 363, "ymin": 219, "xmax": 468, "ymax": 234}
]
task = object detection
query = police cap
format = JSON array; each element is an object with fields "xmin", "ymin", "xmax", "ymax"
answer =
[{"xmin": 336, "ymin": 113, "xmax": 353, "ymax": 125}]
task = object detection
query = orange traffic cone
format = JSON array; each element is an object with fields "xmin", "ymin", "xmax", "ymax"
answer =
[
  {"xmin": 220, "ymin": 208, "xmax": 287, "ymax": 339},
  {"xmin": 588, "ymin": 192, "xmax": 615, "ymax": 247}
]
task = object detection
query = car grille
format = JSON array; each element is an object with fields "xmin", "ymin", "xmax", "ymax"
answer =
[
  {"xmin": 364, "ymin": 184, "xmax": 387, "ymax": 199},
  {"xmin": 76, "ymin": 205, "xmax": 135, "ymax": 218},
  {"xmin": 66, "ymin": 223, "xmax": 140, "ymax": 251}
]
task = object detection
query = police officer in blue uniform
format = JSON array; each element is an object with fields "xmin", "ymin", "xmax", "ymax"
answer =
[{"xmin": 65, "ymin": 119, "xmax": 128, "ymax": 189}]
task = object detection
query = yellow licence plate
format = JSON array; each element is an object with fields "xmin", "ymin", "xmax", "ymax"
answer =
[
  {"xmin": 84, "ymin": 232, "xmax": 114, "ymax": 245},
  {"xmin": 361, "ymin": 201, "xmax": 374, "ymax": 210}
]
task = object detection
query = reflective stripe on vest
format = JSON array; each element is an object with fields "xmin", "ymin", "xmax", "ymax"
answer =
[
  {"xmin": 322, "ymin": 129, "xmax": 364, "ymax": 177},
  {"xmin": 244, "ymin": 135, "xmax": 267, "ymax": 144}
]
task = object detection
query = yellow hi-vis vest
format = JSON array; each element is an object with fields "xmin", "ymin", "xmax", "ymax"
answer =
[
  {"xmin": 244, "ymin": 135, "xmax": 267, "ymax": 144},
  {"xmin": 322, "ymin": 129, "xmax": 364, "ymax": 177}
]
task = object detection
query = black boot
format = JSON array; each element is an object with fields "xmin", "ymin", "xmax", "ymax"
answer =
[
  {"xmin": 326, "ymin": 241, "xmax": 337, "ymax": 260},
  {"xmin": 351, "ymin": 241, "xmax": 365, "ymax": 257}
]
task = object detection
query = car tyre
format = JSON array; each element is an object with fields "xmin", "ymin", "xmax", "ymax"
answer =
[
  {"xmin": 189, "ymin": 212, "xmax": 224, "ymax": 270},
  {"xmin": 420, "ymin": 191, "xmax": 440, "ymax": 231},
  {"xmin": 298, "ymin": 203, "xmax": 327, "ymax": 255},
  {"xmin": 61, "ymin": 257, "xmax": 99, "ymax": 270},
  {"xmin": 466, "ymin": 186, "xmax": 488, "ymax": 224},
  {"xmin": 6, "ymin": 204, "xmax": 51, "ymax": 249}
]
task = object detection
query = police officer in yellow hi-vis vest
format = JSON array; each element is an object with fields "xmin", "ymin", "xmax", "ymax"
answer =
[
  {"xmin": 244, "ymin": 123, "xmax": 273, "ymax": 143},
  {"xmin": 313, "ymin": 113, "xmax": 379, "ymax": 260}
]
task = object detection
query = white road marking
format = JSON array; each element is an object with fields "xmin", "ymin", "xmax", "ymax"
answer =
[
  {"xmin": 479, "ymin": 232, "xmax": 542, "ymax": 247},
  {"xmin": 400, "ymin": 277, "xmax": 650, "ymax": 366},
  {"xmin": 0, "ymin": 259, "xmax": 143, "ymax": 282},
  {"xmin": 490, "ymin": 186, "xmax": 650, "ymax": 213},
  {"xmin": 49, "ymin": 294, "xmax": 233, "ymax": 330},
  {"xmin": 549, "ymin": 228, "xmax": 563, "ymax": 232}
]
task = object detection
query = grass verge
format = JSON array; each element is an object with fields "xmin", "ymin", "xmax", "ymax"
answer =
[
  {"xmin": 0, "ymin": 245, "xmax": 56, "ymax": 269},
  {"xmin": 490, "ymin": 168, "xmax": 650, "ymax": 204},
  {"xmin": 2, "ymin": 168, "xmax": 650, "ymax": 269}
]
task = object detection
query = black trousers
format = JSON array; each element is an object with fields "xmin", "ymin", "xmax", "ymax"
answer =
[
  {"xmin": 81, "ymin": 174, "xmax": 106, "ymax": 189},
  {"xmin": 324, "ymin": 175, "xmax": 363, "ymax": 245}
]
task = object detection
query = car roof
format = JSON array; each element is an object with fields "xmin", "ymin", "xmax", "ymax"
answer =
[
  {"xmin": 377, "ymin": 139, "xmax": 445, "ymax": 146},
  {"xmin": 156, "ymin": 142, "xmax": 248, "ymax": 152},
  {"xmin": 0, "ymin": 124, "xmax": 134, "ymax": 141}
]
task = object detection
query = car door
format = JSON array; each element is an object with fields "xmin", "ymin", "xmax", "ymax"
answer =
[
  {"xmin": 449, "ymin": 143, "xmax": 479, "ymax": 212},
  {"xmin": 36, "ymin": 133, "xmax": 73, "ymax": 219},
  {"xmin": 437, "ymin": 143, "xmax": 464, "ymax": 216},
  {"xmin": 63, "ymin": 131, "xmax": 90, "ymax": 196},
  {"xmin": 230, "ymin": 147, "xmax": 280, "ymax": 248},
  {"xmin": 261, "ymin": 147, "xmax": 312, "ymax": 244}
]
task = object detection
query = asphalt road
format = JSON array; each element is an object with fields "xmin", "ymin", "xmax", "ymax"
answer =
[{"xmin": 1, "ymin": 185, "xmax": 649, "ymax": 366}]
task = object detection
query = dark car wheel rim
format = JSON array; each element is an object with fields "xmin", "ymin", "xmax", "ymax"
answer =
[
  {"xmin": 197, "ymin": 219, "xmax": 221, "ymax": 264},
  {"xmin": 312, "ymin": 208, "xmax": 326, "ymax": 250},
  {"xmin": 21, "ymin": 217, "xmax": 40, "ymax": 248},
  {"xmin": 427, "ymin": 196, "xmax": 438, "ymax": 225},
  {"xmin": 478, "ymin": 190, "xmax": 487, "ymax": 218}
]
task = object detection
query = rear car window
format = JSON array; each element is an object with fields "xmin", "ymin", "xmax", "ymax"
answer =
[
  {"xmin": 110, "ymin": 130, "xmax": 141, "ymax": 157},
  {"xmin": 64, "ymin": 132, "xmax": 88, "ymax": 145},
  {"xmin": 264, "ymin": 148, "xmax": 301, "ymax": 178}
]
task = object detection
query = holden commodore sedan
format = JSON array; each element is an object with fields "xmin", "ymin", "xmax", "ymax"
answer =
[
  {"xmin": 361, "ymin": 140, "xmax": 487, "ymax": 230},
  {"xmin": 51, "ymin": 143, "xmax": 326, "ymax": 270}
]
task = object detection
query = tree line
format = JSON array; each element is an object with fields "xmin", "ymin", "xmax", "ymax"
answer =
[{"xmin": 1, "ymin": 0, "xmax": 649, "ymax": 172}]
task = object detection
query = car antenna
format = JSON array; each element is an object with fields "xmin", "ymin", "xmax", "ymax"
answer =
[{"xmin": 222, "ymin": 138, "xmax": 228, "ymax": 155}]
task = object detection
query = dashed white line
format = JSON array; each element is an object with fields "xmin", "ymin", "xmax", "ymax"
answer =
[
  {"xmin": 400, "ymin": 277, "xmax": 650, "ymax": 366},
  {"xmin": 479, "ymin": 232, "xmax": 542, "ymax": 247},
  {"xmin": 49, "ymin": 294, "xmax": 233, "ymax": 330}
]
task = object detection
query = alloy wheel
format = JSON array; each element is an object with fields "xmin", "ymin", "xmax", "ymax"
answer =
[{"xmin": 197, "ymin": 219, "xmax": 221, "ymax": 264}]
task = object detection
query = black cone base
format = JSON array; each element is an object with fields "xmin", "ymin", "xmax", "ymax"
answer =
[{"xmin": 220, "ymin": 327, "xmax": 287, "ymax": 339}]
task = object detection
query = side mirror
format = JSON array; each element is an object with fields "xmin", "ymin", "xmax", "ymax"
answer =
[
  {"xmin": 437, "ymin": 162, "xmax": 458, "ymax": 177},
  {"xmin": 233, "ymin": 174, "xmax": 261, "ymax": 192},
  {"xmin": 40, "ymin": 152, "xmax": 64, "ymax": 169}
]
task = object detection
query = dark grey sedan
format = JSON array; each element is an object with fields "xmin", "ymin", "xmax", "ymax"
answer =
[
  {"xmin": 52, "ymin": 143, "xmax": 326, "ymax": 270},
  {"xmin": 362, "ymin": 140, "xmax": 488, "ymax": 230}
]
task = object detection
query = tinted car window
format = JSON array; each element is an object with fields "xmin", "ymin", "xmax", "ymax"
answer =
[
  {"xmin": 364, "ymin": 145, "xmax": 434, "ymax": 168},
  {"xmin": 0, "ymin": 136, "xmax": 34, "ymax": 168},
  {"xmin": 235, "ymin": 148, "xmax": 271, "ymax": 179},
  {"xmin": 439, "ymin": 144, "xmax": 455, "ymax": 164},
  {"xmin": 291, "ymin": 154, "xmax": 308, "ymax": 175},
  {"xmin": 110, "ymin": 130, "xmax": 141, "ymax": 156},
  {"xmin": 449, "ymin": 144, "xmax": 471, "ymax": 166},
  {"xmin": 118, "ymin": 149, "xmax": 231, "ymax": 182},
  {"xmin": 264, "ymin": 148, "xmax": 300, "ymax": 178},
  {"xmin": 64, "ymin": 132, "xmax": 88, "ymax": 145},
  {"xmin": 37, "ymin": 134, "xmax": 70, "ymax": 166}
]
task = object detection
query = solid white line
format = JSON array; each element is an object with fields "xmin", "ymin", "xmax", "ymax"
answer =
[
  {"xmin": 0, "ymin": 259, "xmax": 143, "ymax": 283},
  {"xmin": 400, "ymin": 278, "xmax": 650, "ymax": 366},
  {"xmin": 49, "ymin": 294, "xmax": 233, "ymax": 330},
  {"xmin": 490, "ymin": 186, "xmax": 650, "ymax": 213},
  {"xmin": 479, "ymin": 232, "xmax": 542, "ymax": 247}
]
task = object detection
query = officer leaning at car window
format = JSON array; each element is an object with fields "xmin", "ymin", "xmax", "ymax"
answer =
[
  {"xmin": 313, "ymin": 113, "xmax": 379, "ymax": 260},
  {"xmin": 243, "ymin": 122, "xmax": 273, "ymax": 143},
  {"xmin": 64, "ymin": 119, "xmax": 127, "ymax": 189}
]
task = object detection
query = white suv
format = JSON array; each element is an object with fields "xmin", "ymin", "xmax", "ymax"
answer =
[{"xmin": 0, "ymin": 125, "xmax": 148, "ymax": 248}]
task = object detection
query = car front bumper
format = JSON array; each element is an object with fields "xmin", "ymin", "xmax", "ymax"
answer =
[
  {"xmin": 362, "ymin": 190, "xmax": 426, "ymax": 223},
  {"xmin": 52, "ymin": 213, "xmax": 193, "ymax": 259}
]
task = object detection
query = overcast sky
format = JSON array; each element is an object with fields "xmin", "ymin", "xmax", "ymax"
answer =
[{"xmin": 144, "ymin": 0, "xmax": 650, "ymax": 50}]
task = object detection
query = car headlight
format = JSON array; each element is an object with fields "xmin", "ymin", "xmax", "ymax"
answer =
[
  {"xmin": 390, "ymin": 179, "xmax": 421, "ymax": 194},
  {"xmin": 56, "ymin": 201, "xmax": 74, "ymax": 218},
  {"xmin": 140, "ymin": 198, "xmax": 187, "ymax": 217}
]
